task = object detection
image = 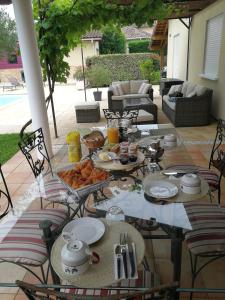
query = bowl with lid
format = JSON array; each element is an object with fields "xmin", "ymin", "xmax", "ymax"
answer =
[{"xmin": 180, "ymin": 173, "xmax": 201, "ymax": 194}]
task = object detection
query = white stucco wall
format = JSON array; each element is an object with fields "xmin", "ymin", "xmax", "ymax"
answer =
[
  {"xmin": 65, "ymin": 40, "xmax": 99, "ymax": 76},
  {"xmin": 167, "ymin": 19, "xmax": 189, "ymax": 80},
  {"xmin": 188, "ymin": 0, "xmax": 225, "ymax": 119}
]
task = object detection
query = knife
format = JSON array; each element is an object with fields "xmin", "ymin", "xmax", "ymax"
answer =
[
  {"xmin": 115, "ymin": 245, "xmax": 121, "ymax": 279},
  {"xmin": 127, "ymin": 239, "xmax": 136, "ymax": 278},
  {"xmin": 121, "ymin": 248, "xmax": 128, "ymax": 279},
  {"xmin": 162, "ymin": 170, "xmax": 198, "ymax": 176}
]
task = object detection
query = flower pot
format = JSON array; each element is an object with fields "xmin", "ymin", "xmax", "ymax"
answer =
[{"xmin": 93, "ymin": 91, "xmax": 102, "ymax": 101}]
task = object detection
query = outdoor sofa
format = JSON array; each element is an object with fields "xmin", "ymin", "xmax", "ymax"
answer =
[
  {"xmin": 162, "ymin": 81, "xmax": 213, "ymax": 127},
  {"xmin": 108, "ymin": 80, "xmax": 153, "ymax": 111}
]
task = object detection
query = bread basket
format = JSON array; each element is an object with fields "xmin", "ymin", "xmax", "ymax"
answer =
[{"xmin": 82, "ymin": 130, "xmax": 105, "ymax": 150}]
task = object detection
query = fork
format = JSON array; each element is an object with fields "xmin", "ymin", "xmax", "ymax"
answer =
[{"xmin": 120, "ymin": 233, "xmax": 128, "ymax": 278}]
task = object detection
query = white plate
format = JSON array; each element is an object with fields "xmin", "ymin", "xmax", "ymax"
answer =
[
  {"xmin": 62, "ymin": 217, "xmax": 105, "ymax": 245},
  {"xmin": 94, "ymin": 151, "xmax": 118, "ymax": 162},
  {"xmin": 143, "ymin": 180, "xmax": 178, "ymax": 199}
]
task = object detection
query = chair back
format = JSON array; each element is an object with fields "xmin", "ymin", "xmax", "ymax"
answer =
[
  {"xmin": 103, "ymin": 108, "xmax": 139, "ymax": 126},
  {"xmin": 0, "ymin": 164, "xmax": 13, "ymax": 219},
  {"xmin": 18, "ymin": 128, "xmax": 52, "ymax": 179},
  {"xmin": 209, "ymin": 119, "xmax": 225, "ymax": 180},
  {"xmin": 16, "ymin": 280, "xmax": 178, "ymax": 300}
]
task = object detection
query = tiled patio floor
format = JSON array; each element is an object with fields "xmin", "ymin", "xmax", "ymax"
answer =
[{"xmin": 0, "ymin": 84, "xmax": 224, "ymax": 299}]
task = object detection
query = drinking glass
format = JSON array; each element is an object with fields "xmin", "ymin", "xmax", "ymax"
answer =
[{"xmin": 105, "ymin": 206, "xmax": 125, "ymax": 225}]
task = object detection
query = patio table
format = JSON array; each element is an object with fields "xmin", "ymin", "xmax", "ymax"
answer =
[
  {"xmin": 0, "ymin": 124, "xmax": 208, "ymax": 300},
  {"xmin": 51, "ymin": 219, "xmax": 145, "ymax": 287}
]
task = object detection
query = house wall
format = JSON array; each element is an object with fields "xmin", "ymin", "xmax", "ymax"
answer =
[
  {"xmin": 65, "ymin": 40, "xmax": 99, "ymax": 78},
  {"xmin": 167, "ymin": 19, "xmax": 189, "ymax": 80},
  {"xmin": 188, "ymin": 0, "xmax": 225, "ymax": 119}
]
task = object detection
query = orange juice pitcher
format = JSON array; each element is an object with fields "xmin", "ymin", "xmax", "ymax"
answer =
[
  {"xmin": 107, "ymin": 120, "xmax": 119, "ymax": 144},
  {"xmin": 66, "ymin": 131, "xmax": 82, "ymax": 162}
]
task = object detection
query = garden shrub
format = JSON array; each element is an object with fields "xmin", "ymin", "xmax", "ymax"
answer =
[
  {"xmin": 99, "ymin": 25, "xmax": 126, "ymax": 54},
  {"xmin": 139, "ymin": 59, "xmax": 160, "ymax": 84},
  {"xmin": 128, "ymin": 40, "xmax": 150, "ymax": 53},
  {"xmin": 86, "ymin": 53, "xmax": 160, "ymax": 84}
]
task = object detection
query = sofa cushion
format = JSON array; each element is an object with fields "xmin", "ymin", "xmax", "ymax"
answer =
[
  {"xmin": 112, "ymin": 81, "xmax": 130, "ymax": 94},
  {"xmin": 138, "ymin": 82, "xmax": 151, "ymax": 94},
  {"xmin": 124, "ymin": 93, "xmax": 149, "ymax": 99},
  {"xmin": 168, "ymin": 84, "xmax": 181, "ymax": 95},
  {"xmin": 186, "ymin": 82, "xmax": 197, "ymax": 97},
  {"xmin": 186, "ymin": 90, "xmax": 196, "ymax": 98},
  {"xmin": 163, "ymin": 95, "xmax": 176, "ymax": 110},
  {"xmin": 130, "ymin": 80, "xmax": 148, "ymax": 94},
  {"xmin": 195, "ymin": 85, "xmax": 208, "ymax": 96},
  {"xmin": 137, "ymin": 110, "xmax": 154, "ymax": 123},
  {"xmin": 111, "ymin": 95, "xmax": 124, "ymax": 101},
  {"xmin": 181, "ymin": 81, "xmax": 189, "ymax": 96},
  {"xmin": 112, "ymin": 84, "xmax": 124, "ymax": 96}
]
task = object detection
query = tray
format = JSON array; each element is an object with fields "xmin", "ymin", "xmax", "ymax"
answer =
[{"xmin": 55, "ymin": 164, "xmax": 112, "ymax": 200}]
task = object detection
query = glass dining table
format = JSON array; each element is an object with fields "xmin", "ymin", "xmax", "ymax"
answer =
[
  {"xmin": 0, "ymin": 123, "xmax": 209, "ymax": 300},
  {"xmin": 48, "ymin": 123, "xmax": 209, "ymax": 300}
]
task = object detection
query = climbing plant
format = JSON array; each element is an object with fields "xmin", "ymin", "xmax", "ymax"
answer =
[{"xmin": 30, "ymin": 0, "xmax": 171, "ymax": 137}]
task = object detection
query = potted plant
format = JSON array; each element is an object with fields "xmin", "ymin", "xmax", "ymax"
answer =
[{"xmin": 86, "ymin": 65, "xmax": 111, "ymax": 101}]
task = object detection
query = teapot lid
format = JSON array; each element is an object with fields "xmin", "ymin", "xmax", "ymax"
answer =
[{"xmin": 67, "ymin": 240, "xmax": 85, "ymax": 252}]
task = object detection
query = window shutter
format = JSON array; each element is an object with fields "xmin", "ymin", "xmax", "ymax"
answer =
[{"xmin": 204, "ymin": 14, "xmax": 224, "ymax": 79}]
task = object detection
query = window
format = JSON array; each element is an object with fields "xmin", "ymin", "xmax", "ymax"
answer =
[
  {"xmin": 8, "ymin": 54, "xmax": 18, "ymax": 64},
  {"xmin": 202, "ymin": 14, "xmax": 224, "ymax": 80}
]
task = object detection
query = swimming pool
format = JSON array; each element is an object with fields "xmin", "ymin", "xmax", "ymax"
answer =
[{"xmin": 0, "ymin": 95, "xmax": 25, "ymax": 107}]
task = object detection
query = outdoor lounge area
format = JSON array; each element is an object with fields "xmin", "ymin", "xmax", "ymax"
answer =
[{"xmin": 1, "ymin": 0, "xmax": 225, "ymax": 299}]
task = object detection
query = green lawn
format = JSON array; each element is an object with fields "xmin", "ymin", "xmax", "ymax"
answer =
[{"xmin": 0, "ymin": 133, "xmax": 20, "ymax": 164}]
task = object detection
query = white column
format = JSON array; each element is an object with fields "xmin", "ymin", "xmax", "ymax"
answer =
[{"xmin": 12, "ymin": 0, "xmax": 53, "ymax": 157}]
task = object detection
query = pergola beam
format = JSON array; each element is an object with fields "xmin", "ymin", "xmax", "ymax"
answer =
[{"xmin": 151, "ymin": 34, "xmax": 167, "ymax": 41}]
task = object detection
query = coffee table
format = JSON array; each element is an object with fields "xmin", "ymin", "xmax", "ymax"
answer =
[{"xmin": 123, "ymin": 97, "xmax": 158, "ymax": 123}]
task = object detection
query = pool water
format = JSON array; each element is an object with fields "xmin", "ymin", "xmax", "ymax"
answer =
[{"xmin": 0, "ymin": 95, "xmax": 25, "ymax": 107}]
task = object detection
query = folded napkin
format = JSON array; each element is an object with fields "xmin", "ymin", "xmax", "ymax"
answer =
[{"xmin": 113, "ymin": 243, "xmax": 138, "ymax": 280}]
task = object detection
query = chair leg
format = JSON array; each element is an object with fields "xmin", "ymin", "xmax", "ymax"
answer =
[{"xmin": 189, "ymin": 251, "xmax": 198, "ymax": 300}]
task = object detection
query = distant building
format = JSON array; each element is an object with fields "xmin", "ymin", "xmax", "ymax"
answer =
[{"xmin": 0, "ymin": 53, "xmax": 23, "ymax": 82}]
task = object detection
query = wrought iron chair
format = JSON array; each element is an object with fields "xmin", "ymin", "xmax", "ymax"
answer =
[
  {"xmin": 184, "ymin": 201, "xmax": 225, "ymax": 300},
  {"xmin": 18, "ymin": 128, "xmax": 75, "ymax": 210},
  {"xmin": 16, "ymin": 280, "xmax": 178, "ymax": 299},
  {"xmin": 0, "ymin": 163, "xmax": 67, "ymax": 283},
  {"xmin": 103, "ymin": 108, "xmax": 139, "ymax": 126},
  {"xmin": 166, "ymin": 119, "xmax": 225, "ymax": 203},
  {"xmin": 0, "ymin": 164, "xmax": 13, "ymax": 219}
]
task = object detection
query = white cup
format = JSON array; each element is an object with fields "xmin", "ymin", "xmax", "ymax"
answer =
[{"xmin": 180, "ymin": 173, "xmax": 201, "ymax": 194}]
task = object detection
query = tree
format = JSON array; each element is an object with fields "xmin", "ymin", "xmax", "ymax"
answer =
[
  {"xmin": 99, "ymin": 25, "xmax": 126, "ymax": 54},
  {"xmin": 30, "ymin": 0, "xmax": 171, "ymax": 137},
  {"xmin": 0, "ymin": 8, "xmax": 18, "ymax": 59}
]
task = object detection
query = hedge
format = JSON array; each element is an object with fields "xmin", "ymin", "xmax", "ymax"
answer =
[
  {"xmin": 86, "ymin": 53, "xmax": 160, "ymax": 84},
  {"xmin": 128, "ymin": 40, "xmax": 150, "ymax": 53}
]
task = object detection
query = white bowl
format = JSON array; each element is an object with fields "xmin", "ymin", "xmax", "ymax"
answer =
[
  {"xmin": 181, "ymin": 173, "xmax": 201, "ymax": 187},
  {"xmin": 180, "ymin": 185, "xmax": 201, "ymax": 194},
  {"xmin": 164, "ymin": 140, "xmax": 177, "ymax": 147}
]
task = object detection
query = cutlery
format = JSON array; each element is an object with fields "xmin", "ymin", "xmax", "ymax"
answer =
[
  {"xmin": 125, "ymin": 234, "xmax": 136, "ymax": 278},
  {"xmin": 120, "ymin": 233, "xmax": 128, "ymax": 279},
  {"xmin": 162, "ymin": 170, "xmax": 198, "ymax": 176},
  {"xmin": 115, "ymin": 245, "xmax": 121, "ymax": 279}
]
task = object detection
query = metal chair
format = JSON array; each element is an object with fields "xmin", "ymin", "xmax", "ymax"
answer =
[
  {"xmin": 166, "ymin": 119, "xmax": 225, "ymax": 204},
  {"xmin": 103, "ymin": 108, "xmax": 139, "ymax": 126},
  {"xmin": 0, "ymin": 164, "xmax": 67, "ymax": 283},
  {"xmin": 18, "ymin": 128, "xmax": 75, "ymax": 210},
  {"xmin": 0, "ymin": 164, "xmax": 13, "ymax": 219},
  {"xmin": 16, "ymin": 279, "xmax": 178, "ymax": 299},
  {"xmin": 184, "ymin": 201, "xmax": 225, "ymax": 300}
]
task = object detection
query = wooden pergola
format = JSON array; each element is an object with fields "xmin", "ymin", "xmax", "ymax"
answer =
[{"xmin": 150, "ymin": 0, "xmax": 217, "ymax": 69}]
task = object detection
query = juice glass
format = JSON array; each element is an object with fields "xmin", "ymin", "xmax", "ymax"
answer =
[{"xmin": 107, "ymin": 127, "xmax": 119, "ymax": 144}]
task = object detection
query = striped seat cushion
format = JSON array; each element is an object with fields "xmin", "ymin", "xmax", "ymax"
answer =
[
  {"xmin": 184, "ymin": 202, "xmax": 225, "ymax": 256},
  {"xmin": 166, "ymin": 164, "xmax": 219, "ymax": 192},
  {"xmin": 62, "ymin": 269, "xmax": 160, "ymax": 299},
  {"xmin": 41, "ymin": 178, "xmax": 75, "ymax": 204},
  {"xmin": 0, "ymin": 209, "xmax": 67, "ymax": 266}
]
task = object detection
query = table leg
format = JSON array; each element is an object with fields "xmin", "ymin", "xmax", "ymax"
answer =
[{"xmin": 171, "ymin": 227, "xmax": 183, "ymax": 300}]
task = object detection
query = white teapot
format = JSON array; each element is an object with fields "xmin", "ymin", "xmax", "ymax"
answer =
[{"xmin": 61, "ymin": 240, "xmax": 99, "ymax": 275}]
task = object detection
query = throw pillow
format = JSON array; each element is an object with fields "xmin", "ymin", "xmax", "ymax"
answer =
[
  {"xmin": 138, "ymin": 83, "xmax": 150, "ymax": 94},
  {"xmin": 112, "ymin": 84, "xmax": 124, "ymax": 96},
  {"xmin": 168, "ymin": 85, "xmax": 177, "ymax": 95},
  {"xmin": 169, "ymin": 91, "xmax": 183, "ymax": 97},
  {"xmin": 186, "ymin": 90, "xmax": 196, "ymax": 97}
]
